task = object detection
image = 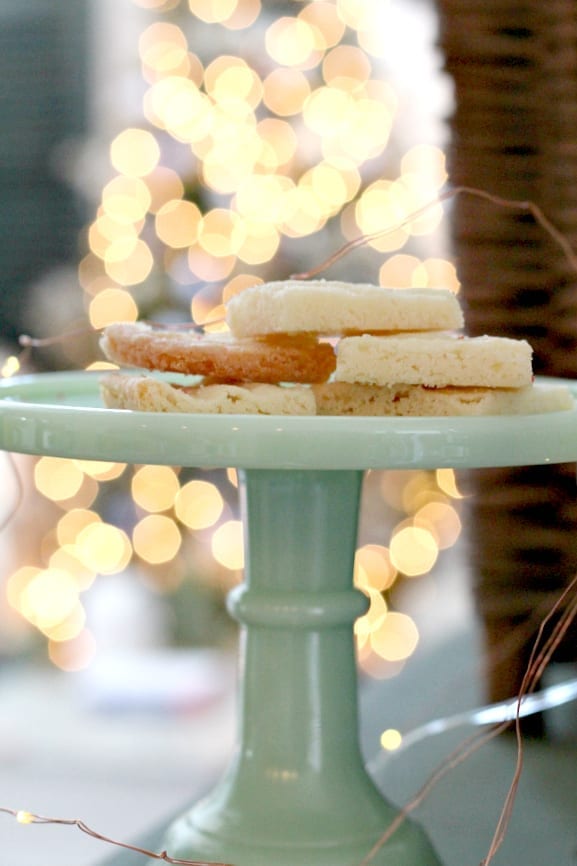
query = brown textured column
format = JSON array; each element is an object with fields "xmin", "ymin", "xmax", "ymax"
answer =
[{"xmin": 436, "ymin": 0, "xmax": 577, "ymax": 729}]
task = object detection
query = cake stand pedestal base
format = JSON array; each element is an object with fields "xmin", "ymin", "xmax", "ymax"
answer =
[{"xmin": 158, "ymin": 469, "xmax": 440, "ymax": 866}]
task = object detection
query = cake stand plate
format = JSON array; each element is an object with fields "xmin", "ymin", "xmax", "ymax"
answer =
[
  {"xmin": 1, "ymin": 371, "xmax": 577, "ymax": 866},
  {"xmin": 1, "ymin": 371, "xmax": 577, "ymax": 470}
]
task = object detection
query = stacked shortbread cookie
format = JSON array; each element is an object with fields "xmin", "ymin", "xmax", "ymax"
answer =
[{"xmin": 99, "ymin": 279, "xmax": 574, "ymax": 416}]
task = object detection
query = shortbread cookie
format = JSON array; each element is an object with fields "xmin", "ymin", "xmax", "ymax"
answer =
[
  {"xmin": 313, "ymin": 381, "xmax": 574, "ymax": 416},
  {"xmin": 100, "ymin": 322, "xmax": 335, "ymax": 384},
  {"xmin": 226, "ymin": 280, "xmax": 464, "ymax": 337},
  {"xmin": 100, "ymin": 374, "xmax": 316, "ymax": 415},
  {"xmin": 336, "ymin": 333, "xmax": 533, "ymax": 388}
]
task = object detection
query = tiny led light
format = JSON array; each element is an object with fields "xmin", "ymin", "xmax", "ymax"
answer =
[
  {"xmin": 16, "ymin": 811, "xmax": 34, "ymax": 825},
  {"xmin": 1, "ymin": 355, "xmax": 20, "ymax": 378},
  {"xmin": 380, "ymin": 728, "xmax": 403, "ymax": 752}
]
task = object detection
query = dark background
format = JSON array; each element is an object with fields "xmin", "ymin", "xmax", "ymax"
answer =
[{"xmin": 0, "ymin": 0, "xmax": 88, "ymax": 346}]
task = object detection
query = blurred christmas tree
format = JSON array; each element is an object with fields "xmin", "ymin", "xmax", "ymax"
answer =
[{"xmin": 2, "ymin": 0, "xmax": 463, "ymax": 675}]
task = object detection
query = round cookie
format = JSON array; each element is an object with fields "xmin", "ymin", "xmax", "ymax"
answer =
[
  {"xmin": 100, "ymin": 374, "xmax": 317, "ymax": 415},
  {"xmin": 100, "ymin": 322, "xmax": 336, "ymax": 384}
]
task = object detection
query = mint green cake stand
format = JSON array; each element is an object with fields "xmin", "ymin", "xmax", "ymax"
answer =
[{"xmin": 2, "ymin": 371, "xmax": 577, "ymax": 866}]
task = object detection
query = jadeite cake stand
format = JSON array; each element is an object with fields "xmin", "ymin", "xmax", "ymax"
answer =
[{"xmin": 2, "ymin": 370, "xmax": 577, "ymax": 866}]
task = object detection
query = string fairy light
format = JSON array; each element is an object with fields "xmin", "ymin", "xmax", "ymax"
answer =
[{"xmin": 0, "ymin": 807, "xmax": 233, "ymax": 866}]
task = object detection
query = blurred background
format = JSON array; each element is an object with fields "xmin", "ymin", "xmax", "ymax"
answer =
[
  {"xmin": 0, "ymin": 0, "xmax": 512, "ymax": 863},
  {"xmin": 0, "ymin": 0, "xmax": 462, "ymax": 669}
]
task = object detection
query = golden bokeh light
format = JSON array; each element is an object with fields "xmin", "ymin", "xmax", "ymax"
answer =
[
  {"xmin": 265, "ymin": 17, "xmax": 320, "ymax": 69},
  {"xmin": 145, "ymin": 76, "xmax": 212, "ymax": 143},
  {"xmin": 378, "ymin": 254, "xmax": 459, "ymax": 293},
  {"xmin": 303, "ymin": 85, "xmax": 353, "ymax": 139},
  {"xmin": 34, "ymin": 457, "xmax": 85, "ymax": 502},
  {"xmin": 370, "ymin": 611, "xmax": 419, "ymax": 662},
  {"xmin": 20, "ymin": 568, "xmax": 80, "ymax": 630},
  {"xmin": 197, "ymin": 208, "xmax": 247, "ymax": 257},
  {"xmin": 110, "ymin": 128, "xmax": 161, "ymax": 178},
  {"xmin": 237, "ymin": 220, "xmax": 281, "ymax": 265},
  {"xmin": 144, "ymin": 166, "xmax": 185, "ymax": 214},
  {"xmin": 131, "ymin": 465, "xmax": 180, "ymax": 513},
  {"xmin": 222, "ymin": 0, "xmax": 261, "ymax": 30},
  {"xmin": 6, "ymin": 566, "xmax": 42, "ymax": 610},
  {"xmin": 354, "ymin": 544, "xmax": 397, "ymax": 592},
  {"xmin": 89, "ymin": 288, "xmax": 139, "ymax": 328},
  {"xmin": 211, "ymin": 520, "xmax": 244, "ymax": 571},
  {"xmin": 299, "ymin": 2, "xmax": 345, "ymax": 49},
  {"xmin": 188, "ymin": 0, "xmax": 238, "ymax": 24},
  {"xmin": 413, "ymin": 501, "xmax": 462, "ymax": 550},
  {"xmin": 399, "ymin": 471, "xmax": 438, "ymax": 513},
  {"xmin": 389, "ymin": 525, "xmax": 438, "ymax": 577},
  {"xmin": 235, "ymin": 174, "xmax": 293, "ymax": 224},
  {"xmin": 337, "ymin": 0, "xmax": 387, "ymax": 32},
  {"xmin": 378, "ymin": 253, "xmax": 422, "ymax": 288},
  {"xmin": 422, "ymin": 258, "xmax": 460, "ymax": 293},
  {"xmin": 104, "ymin": 238, "xmax": 154, "ymax": 286},
  {"xmin": 204, "ymin": 56, "xmax": 263, "ymax": 110},
  {"xmin": 139, "ymin": 22, "xmax": 189, "ymax": 76},
  {"xmin": 101, "ymin": 176, "xmax": 152, "ymax": 225},
  {"xmin": 401, "ymin": 143, "xmax": 447, "ymax": 188},
  {"xmin": 199, "ymin": 119, "xmax": 262, "ymax": 193},
  {"xmin": 354, "ymin": 180, "xmax": 411, "ymax": 252},
  {"xmin": 72, "ymin": 460, "xmax": 126, "ymax": 482},
  {"xmin": 56, "ymin": 509, "xmax": 102, "ymax": 546},
  {"xmin": 188, "ymin": 246, "xmax": 236, "ymax": 284},
  {"xmin": 75, "ymin": 522, "xmax": 132, "ymax": 575},
  {"xmin": 49, "ymin": 546, "xmax": 96, "ymax": 591},
  {"xmin": 322, "ymin": 45, "xmax": 371, "ymax": 87},
  {"xmin": 133, "ymin": 514, "xmax": 182, "ymax": 564},
  {"xmin": 280, "ymin": 185, "xmax": 326, "ymax": 238},
  {"xmin": 257, "ymin": 118, "xmax": 298, "ymax": 169},
  {"xmin": 354, "ymin": 588, "xmax": 387, "ymax": 650},
  {"xmin": 175, "ymin": 479, "xmax": 224, "ymax": 530},
  {"xmin": 262, "ymin": 68, "xmax": 311, "ymax": 116},
  {"xmin": 155, "ymin": 199, "xmax": 202, "ymax": 248},
  {"xmin": 436, "ymin": 468, "xmax": 465, "ymax": 499}
]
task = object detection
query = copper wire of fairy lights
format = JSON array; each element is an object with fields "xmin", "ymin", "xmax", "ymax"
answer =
[
  {"xmin": 291, "ymin": 184, "xmax": 577, "ymax": 280},
  {"xmin": 0, "ymin": 807, "xmax": 233, "ymax": 866}
]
